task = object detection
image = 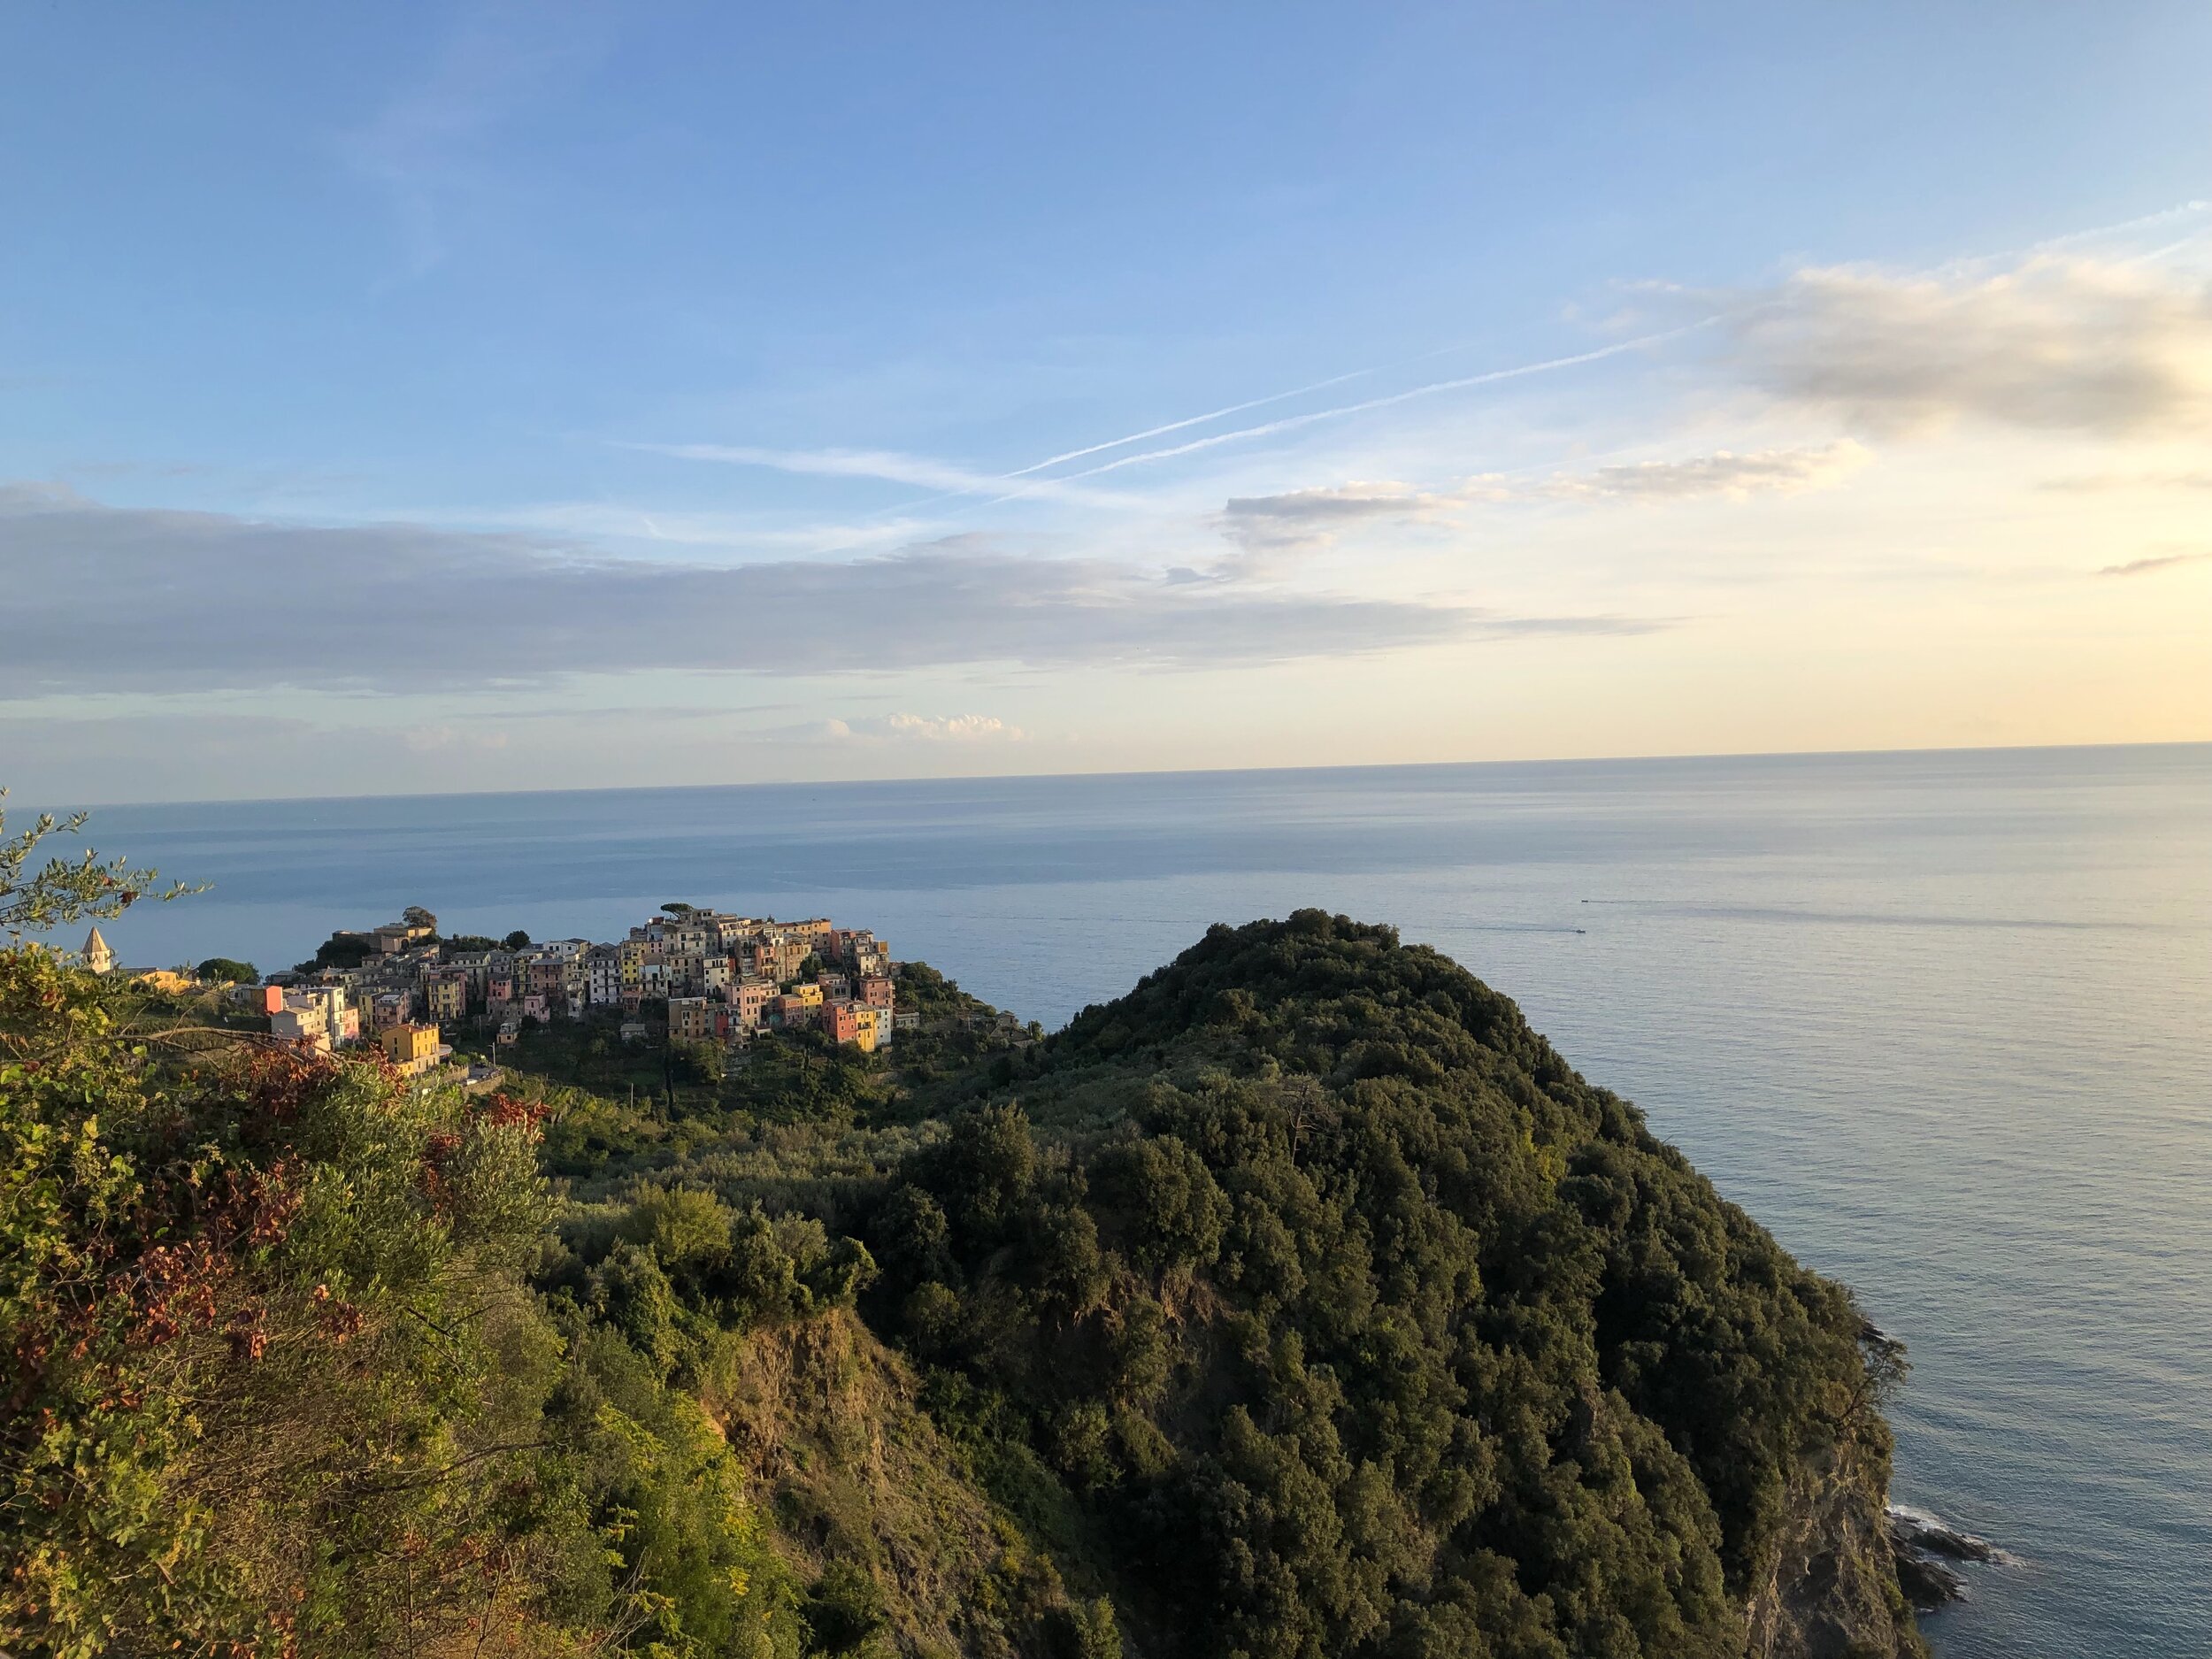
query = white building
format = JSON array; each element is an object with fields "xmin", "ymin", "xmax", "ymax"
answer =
[
  {"xmin": 586, "ymin": 945, "xmax": 623, "ymax": 1006},
  {"xmin": 270, "ymin": 984, "xmax": 357, "ymax": 1051}
]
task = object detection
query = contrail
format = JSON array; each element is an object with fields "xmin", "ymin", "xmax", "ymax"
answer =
[
  {"xmin": 1004, "ymin": 365, "xmax": 1383, "ymax": 476},
  {"xmin": 1938, "ymin": 197, "xmax": 2212, "ymax": 276},
  {"xmin": 646, "ymin": 318, "xmax": 1708, "ymax": 541},
  {"xmin": 863, "ymin": 365, "xmax": 1389, "ymax": 520},
  {"xmin": 2026, "ymin": 198, "xmax": 2212, "ymax": 253},
  {"xmin": 885, "ymin": 325, "xmax": 1659, "ymax": 513},
  {"xmin": 981, "ymin": 321, "xmax": 1713, "ymax": 504},
  {"xmin": 990, "ymin": 201, "xmax": 2209, "ymax": 502}
]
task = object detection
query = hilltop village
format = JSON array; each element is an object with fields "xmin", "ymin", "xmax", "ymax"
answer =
[{"xmin": 227, "ymin": 905, "xmax": 964, "ymax": 1076}]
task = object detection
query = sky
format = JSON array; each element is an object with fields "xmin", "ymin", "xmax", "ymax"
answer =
[{"xmin": 3, "ymin": 1, "xmax": 2209, "ymax": 805}]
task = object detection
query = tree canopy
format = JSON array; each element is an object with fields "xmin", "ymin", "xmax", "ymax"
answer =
[
  {"xmin": 865, "ymin": 913, "xmax": 1916, "ymax": 1659},
  {"xmin": 1, "ymin": 882, "xmax": 1920, "ymax": 1659}
]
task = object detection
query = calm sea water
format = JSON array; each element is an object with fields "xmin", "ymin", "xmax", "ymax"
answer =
[{"xmin": 57, "ymin": 745, "xmax": 2212, "ymax": 1657}]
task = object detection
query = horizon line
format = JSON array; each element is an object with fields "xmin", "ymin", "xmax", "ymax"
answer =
[{"xmin": 26, "ymin": 735, "xmax": 2209, "ymax": 814}]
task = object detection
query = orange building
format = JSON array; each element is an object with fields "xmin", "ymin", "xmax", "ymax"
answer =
[{"xmin": 826, "ymin": 1001, "xmax": 885, "ymax": 1053}]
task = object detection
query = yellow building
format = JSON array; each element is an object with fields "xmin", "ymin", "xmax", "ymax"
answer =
[
  {"xmin": 425, "ymin": 973, "xmax": 468, "ymax": 1023},
  {"xmin": 787, "ymin": 917, "xmax": 834, "ymax": 953},
  {"xmin": 853, "ymin": 1003, "xmax": 883, "ymax": 1053},
  {"xmin": 380, "ymin": 1022, "xmax": 443, "ymax": 1078}
]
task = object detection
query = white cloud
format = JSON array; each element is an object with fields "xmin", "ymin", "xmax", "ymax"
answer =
[
  {"xmin": 2097, "ymin": 551, "xmax": 2210, "ymax": 578},
  {"xmin": 816, "ymin": 712, "xmax": 1026, "ymax": 743},
  {"xmin": 639, "ymin": 442, "xmax": 1006, "ymax": 495},
  {"xmin": 1214, "ymin": 482, "xmax": 1451, "ymax": 551},
  {"xmin": 2040, "ymin": 469, "xmax": 2212, "ymax": 494},
  {"xmin": 0, "ymin": 483, "xmax": 1496, "ymax": 695},
  {"xmin": 1490, "ymin": 441, "xmax": 1874, "ymax": 503},
  {"xmin": 1215, "ymin": 443, "xmax": 1870, "ymax": 555},
  {"xmin": 879, "ymin": 712, "xmax": 1022, "ymax": 741},
  {"xmin": 634, "ymin": 442, "xmax": 1130, "ymax": 509},
  {"xmin": 1717, "ymin": 256, "xmax": 2212, "ymax": 435}
]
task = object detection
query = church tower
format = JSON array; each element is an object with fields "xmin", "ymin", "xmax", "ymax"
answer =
[{"xmin": 81, "ymin": 926, "xmax": 114, "ymax": 974}]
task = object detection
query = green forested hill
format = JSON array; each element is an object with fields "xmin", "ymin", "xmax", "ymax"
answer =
[
  {"xmin": 870, "ymin": 913, "xmax": 1919, "ymax": 1659},
  {"xmin": 1, "ymin": 914, "xmax": 1919, "ymax": 1659}
]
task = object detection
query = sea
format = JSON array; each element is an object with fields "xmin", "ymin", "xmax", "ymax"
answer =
[{"xmin": 52, "ymin": 743, "xmax": 2212, "ymax": 1658}]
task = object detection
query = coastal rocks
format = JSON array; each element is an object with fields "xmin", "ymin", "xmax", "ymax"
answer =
[
  {"xmin": 1886, "ymin": 1505, "xmax": 2008, "ymax": 1610},
  {"xmin": 1890, "ymin": 1549, "xmax": 1965, "ymax": 1612},
  {"xmin": 1887, "ymin": 1504, "xmax": 2003, "ymax": 1564},
  {"xmin": 1745, "ymin": 1439, "xmax": 1928, "ymax": 1659}
]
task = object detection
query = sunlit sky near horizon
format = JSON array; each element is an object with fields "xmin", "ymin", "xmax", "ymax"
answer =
[{"xmin": 4, "ymin": 3, "xmax": 2210, "ymax": 804}]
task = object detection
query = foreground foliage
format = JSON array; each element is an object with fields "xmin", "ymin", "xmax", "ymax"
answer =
[
  {"xmin": 3, "ymin": 910, "xmax": 1919, "ymax": 1658},
  {"xmin": 0, "ymin": 945, "xmax": 795, "ymax": 1658}
]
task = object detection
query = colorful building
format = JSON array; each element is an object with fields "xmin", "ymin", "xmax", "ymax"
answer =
[
  {"xmin": 826, "ymin": 1001, "xmax": 886, "ymax": 1052},
  {"xmin": 733, "ymin": 978, "xmax": 772, "ymax": 1033},
  {"xmin": 380, "ymin": 1021, "xmax": 444, "ymax": 1078},
  {"xmin": 424, "ymin": 970, "xmax": 469, "ymax": 1024},
  {"xmin": 269, "ymin": 984, "xmax": 357, "ymax": 1053},
  {"xmin": 765, "ymin": 992, "xmax": 819, "ymax": 1032}
]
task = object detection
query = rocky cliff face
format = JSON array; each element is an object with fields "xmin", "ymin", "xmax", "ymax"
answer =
[{"xmin": 1746, "ymin": 1437, "xmax": 1927, "ymax": 1659}]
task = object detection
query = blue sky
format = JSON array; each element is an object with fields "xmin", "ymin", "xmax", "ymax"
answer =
[{"xmin": 4, "ymin": 3, "xmax": 2210, "ymax": 801}]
